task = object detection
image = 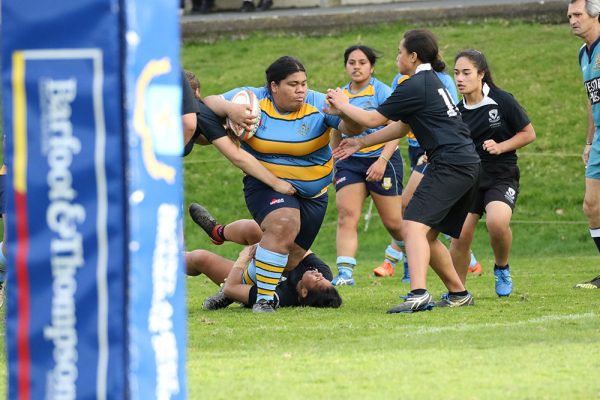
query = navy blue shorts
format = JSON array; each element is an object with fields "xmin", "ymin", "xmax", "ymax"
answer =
[
  {"xmin": 404, "ymin": 162, "xmax": 480, "ymax": 239},
  {"xmin": 408, "ymin": 145, "xmax": 425, "ymax": 170},
  {"xmin": 243, "ymin": 175, "xmax": 328, "ymax": 250},
  {"xmin": 334, "ymin": 151, "xmax": 403, "ymax": 196}
]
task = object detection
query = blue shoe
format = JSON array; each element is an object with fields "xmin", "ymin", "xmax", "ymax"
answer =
[
  {"xmin": 494, "ymin": 267, "xmax": 512, "ymax": 297},
  {"xmin": 332, "ymin": 272, "xmax": 355, "ymax": 286},
  {"xmin": 401, "ymin": 260, "xmax": 410, "ymax": 283}
]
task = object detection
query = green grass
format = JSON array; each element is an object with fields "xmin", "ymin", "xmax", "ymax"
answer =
[{"xmin": 3, "ymin": 19, "xmax": 600, "ymax": 399}]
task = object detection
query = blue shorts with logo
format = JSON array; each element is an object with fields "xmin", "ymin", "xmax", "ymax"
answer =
[
  {"xmin": 334, "ymin": 150, "xmax": 403, "ymax": 196},
  {"xmin": 243, "ymin": 175, "xmax": 328, "ymax": 250},
  {"xmin": 587, "ymin": 132, "xmax": 600, "ymax": 179}
]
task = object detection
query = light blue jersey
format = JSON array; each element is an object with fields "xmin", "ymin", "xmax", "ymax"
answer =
[
  {"xmin": 223, "ymin": 87, "xmax": 342, "ymax": 197},
  {"xmin": 341, "ymin": 77, "xmax": 392, "ymax": 157},
  {"xmin": 391, "ymin": 72, "xmax": 458, "ymax": 147},
  {"xmin": 579, "ymin": 38, "xmax": 600, "ymax": 179}
]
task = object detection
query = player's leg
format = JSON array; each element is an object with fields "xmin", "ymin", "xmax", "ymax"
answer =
[
  {"xmin": 333, "ymin": 183, "xmax": 367, "ymax": 286},
  {"xmin": 372, "ymin": 192, "xmax": 403, "ymax": 278},
  {"xmin": 189, "ymin": 203, "xmax": 262, "ymax": 245},
  {"xmin": 449, "ymin": 212, "xmax": 480, "ymax": 284},
  {"xmin": 486, "ymin": 201, "xmax": 514, "ymax": 296},
  {"xmin": 576, "ymin": 177, "xmax": 600, "ymax": 288},
  {"xmin": 185, "ymin": 249, "xmax": 237, "ymax": 310}
]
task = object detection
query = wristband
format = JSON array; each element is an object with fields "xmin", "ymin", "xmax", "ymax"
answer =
[
  {"xmin": 380, "ymin": 155, "xmax": 389, "ymax": 162},
  {"xmin": 586, "ymin": 142, "xmax": 593, "ymax": 146}
]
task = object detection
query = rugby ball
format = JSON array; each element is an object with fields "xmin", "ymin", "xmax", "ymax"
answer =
[{"xmin": 226, "ymin": 90, "xmax": 261, "ymax": 141}]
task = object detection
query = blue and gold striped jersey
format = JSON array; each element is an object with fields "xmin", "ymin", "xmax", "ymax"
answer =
[
  {"xmin": 223, "ymin": 87, "xmax": 341, "ymax": 197},
  {"xmin": 341, "ymin": 77, "xmax": 392, "ymax": 158}
]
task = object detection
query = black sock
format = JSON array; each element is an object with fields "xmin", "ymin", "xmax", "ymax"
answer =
[
  {"xmin": 411, "ymin": 288, "xmax": 427, "ymax": 295},
  {"xmin": 494, "ymin": 264, "xmax": 509, "ymax": 270},
  {"xmin": 449, "ymin": 290, "xmax": 468, "ymax": 297}
]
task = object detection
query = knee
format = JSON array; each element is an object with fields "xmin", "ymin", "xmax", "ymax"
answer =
[
  {"xmin": 185, "ymin": 250, "xmax": 208, "ymax": 276},
  {"xmin": 264, "ymin": 218, "xmax": 299, "ymax": 246},
  {"xmin": 583, "ymin": 197, "xmax": 600, "ymax": 220},
  {"xmin": 486, "ymin": 219, "xmax": 510, "ymax": 239},
  {"xmin": 337, "ymin": 206, "xmax": 360, "ymax": 228}
]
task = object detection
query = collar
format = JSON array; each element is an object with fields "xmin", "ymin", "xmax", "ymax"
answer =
[
  {"xmin": 462, "ymin": 83, "xmax": 497, "ymax": 110},
  {"xmin": 415, "ymin": 63, "xmax": 432, "ymax": 74}
]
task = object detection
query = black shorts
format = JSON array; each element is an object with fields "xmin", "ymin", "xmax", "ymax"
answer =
[
  {"xmin": 334, "ymin": 151, "xmax": 403, "ymax": 196},
  {"xmin": 470, "ymin": 163, "xmax": 520, "ymax": 215},
  {"xmin": 243, "ymin": 175, "xmax": 328, "ymax": 250},
  {"xmin": 404, "ymin": 162, "xmax": 480, "ymax": 239}
]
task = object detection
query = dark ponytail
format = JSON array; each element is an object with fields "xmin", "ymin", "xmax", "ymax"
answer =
[
  {"xmin": 454, "ymin": 50, "xmax": 499, "ymax": 90},
  {"xmin": 402, "ymin": 29, "xmax": 446, "ymax": 72}
]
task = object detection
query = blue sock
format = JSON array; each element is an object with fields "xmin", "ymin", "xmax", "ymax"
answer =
[
  {"xmin": 253, "ymin": 245, "xmax": 288, "ymax": 303},
  {"xmin": 336, "ymin": 256, "xmax": 356, "ymax": 277},
  {"xmin": 384, "ymin": 245, "xmax": 403, "ymax": 267}
]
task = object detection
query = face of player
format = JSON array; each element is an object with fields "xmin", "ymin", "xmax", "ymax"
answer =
[
  {"xmin": 300, "ymin": 269, "xmax": 332, "ymax": 293},
  {"xmin": 454, "ymin": 56, "xmax": 484, "ymax": 96},
  {"xmin": 568, "ymin": 0, "xmax": 598, "ymax": 40},
  {"xmin": 270, "ymin": 71, "xmax": 308, "ymax": 113},
  {"xmin": 396, "ymin": 39, "xmax": 416, "ymax": 76},
  {"xmin": 345, "ymin": 49, "xmax": 374, "ymax": 87}
]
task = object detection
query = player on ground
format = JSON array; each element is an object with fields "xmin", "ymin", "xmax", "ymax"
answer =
[
  {"xmin": 449, "ymin": 50, "xmax": 536, "ymax": 297},
  {"xmin": 568, "ymin": 0, "xmax": 600, "ymax": 289},
  {"xmin": 185, "ymin": 205, "xmax": 342, "ymax": 309},
  {"xmin": 327, "ymin": 29, "xmax": 480, "ymax": 313},
  {"xmin": 204, "ymin": 56, "xmax": 362, "ymax": 312},
  {"xmin": 329, "ymin": 45, "xmax": 404, "ymax": 286}
]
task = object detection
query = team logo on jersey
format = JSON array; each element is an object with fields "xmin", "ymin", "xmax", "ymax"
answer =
[
  {"xmin": 595, "ymin": 54, "xmax": 600, "ymax": 70},
  {"xmin": 365, "ymin": 100, "xmax": 375, "ymax": 110},
  {"xmin": 382, "ymin": 177, "xmax": 392, "ymax": 190},
  {"xmin": 504, "ymin": 187, "xmax": 516, "ymax": 204},
  {"xmin": 297, "ymin": 123, "xmax": 309, "ymax": 136},
  {"xmin": 488, "ymin": 109, "xmax": 500, "ymax": 124}
]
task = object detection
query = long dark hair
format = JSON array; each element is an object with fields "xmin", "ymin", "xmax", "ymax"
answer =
[
  {"xmin": 265, "ymin": 56, "xmax": 306, "ymax": 93},
  {"xmin": 454, "ymin": 50, "xmax": 499, "ymax": 90},
  {"xmin": 402, "ymin": 29, "xmax": 446, "ymax": 72},
  {"xmin": 343, "ymin": 45, "xmax": 380, "ymax": 66}
]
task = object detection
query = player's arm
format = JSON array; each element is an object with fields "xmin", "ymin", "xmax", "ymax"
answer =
[
  {"xmin": 204, "ymin": 95, "xmax": 255, "ymax": 130},
  {"xmin": 482, "ymin": 123, "xmax": 536, "ymax": 155},
  {"xmin": 330, "ymin": 129, "xmax": 342, "ymax": 150},
  {"xmin": 223, "ymin": 246, "xmax": 256, "ymax": 304},
  {"xmin": 366, "ymin": 138, "xmax": 400, "ymax": 182},
  {"xmin": 584, "ymin": 102, "xmax": 595, "ymax": 165},
  {"xmin": 212, "ymin": 137, "xmax": 296, "ymax": 195},
  {"xmin": 182, "ymin": 113, "xmax": 197, "ymax": 145},
  {"xmin": 327, "ymin": 88, "xmax": 388, "ymax": 129},
  {"xmin": 332, "ymin": 121, "xmax": 409, "ymax": 160}
]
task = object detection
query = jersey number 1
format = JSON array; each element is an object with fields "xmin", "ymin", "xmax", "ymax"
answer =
[{"xmin": 437, "ymin": 88, "xmax": 458, "ymax": 117}]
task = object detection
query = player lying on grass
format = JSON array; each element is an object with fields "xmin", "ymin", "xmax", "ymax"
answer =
[{"xmin": 185, "ymin": 204, "xmax": 342, "ymax": 310}]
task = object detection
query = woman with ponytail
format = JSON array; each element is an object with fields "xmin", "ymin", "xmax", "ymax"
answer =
[{"xmin": 449, "ymin": 50, "xmax": 536, "ymax": 297}]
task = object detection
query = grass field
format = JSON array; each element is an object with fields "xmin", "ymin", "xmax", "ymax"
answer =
[{"xmin": 2, "ymin": 19, "xmax": 600, "ymax": 400}]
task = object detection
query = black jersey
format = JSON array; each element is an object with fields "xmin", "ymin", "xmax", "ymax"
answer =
[
  {"xmin": 183, "ymin": 99, "xmax": 228, "ymax": 156},
  {"xmin": 377, "ymin": 64, "xmax": 479, "ymax": 166},
  {"xmin": 247, "ymin": 253, "xmax": 333, "ymax": 307},
  {"xmin": 457, "ymin": 85, "xmax": 530, "ymax": 165}
]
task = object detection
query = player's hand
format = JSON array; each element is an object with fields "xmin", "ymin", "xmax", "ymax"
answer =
[
  {"xmin": 226, "ymin": 102, "xmax": 258, "ymax": 130},
  {"xmin": 325, "ymin": 88, "xmax": 350, "ymax": 110},
  {"xmin": 238, "ymin": 245, "xmax": 257, "ymax": 263},
  {"xmin": 583, "ymin": 143, "xmax": 592, "ymax": 166},
  {"xmin": 482, "ymin": 139, "xmax": 503, "ymax": 155},
  {"xmin": 332, "ymin": 138, "xmax": 363, "ymax": 161},
  {"xmin": 366, "ymin": 158, "xmax": 386, "ymax": 182},
  {"xmin": 273, "ymin": 179, "xmax": 296, "ymax": 196}
]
